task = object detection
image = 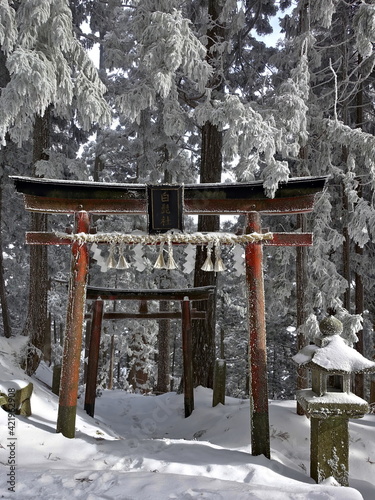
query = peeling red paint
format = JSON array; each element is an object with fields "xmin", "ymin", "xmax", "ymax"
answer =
[
  {"xmin": 57, "ymin": 212, "xmax": 90, "ymax": 434},
  {"xmin": 246, "ymin": 213, "xmax": 270, "ymax": 458}
]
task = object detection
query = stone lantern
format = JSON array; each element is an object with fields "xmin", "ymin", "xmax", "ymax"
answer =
[{"xmin": 293, "ymin": 315, "xmax": 375, "ymax": 486}]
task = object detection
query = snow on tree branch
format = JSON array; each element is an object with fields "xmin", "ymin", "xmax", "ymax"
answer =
[
  {"xmin": 353, "ymin": 2, "xmax": 375, "ymax": 59},
  {"xmin": 0, "ymin": 0, "xmax": 111, "ymax": 146},
  {"xmin": 0, "ymin": 0, "xmax": 17, "ymax": 55}
]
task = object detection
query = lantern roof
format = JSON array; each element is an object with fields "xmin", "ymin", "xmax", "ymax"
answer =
[{"xmin": 293, "ymin": 334, "xmax": 375, "ymax": 374}]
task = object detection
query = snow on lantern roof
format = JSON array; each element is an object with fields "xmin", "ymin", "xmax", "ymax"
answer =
[{"xmin": 293, "ymin": 334, "xmax": 375, "ymax": 374}]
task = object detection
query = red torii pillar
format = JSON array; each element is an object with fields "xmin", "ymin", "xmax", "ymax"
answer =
[
  {"xmin": 246, "ymin": 213, "xmax": 269, "ymax": 456},
  {"xmin": 56, "ymin": 211, "xmax": 90, "ymax": 437}
]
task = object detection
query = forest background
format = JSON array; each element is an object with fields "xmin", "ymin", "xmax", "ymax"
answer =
[{"xmin": 0, "ymin": 0, "xmax": 375, "ymax": 402}]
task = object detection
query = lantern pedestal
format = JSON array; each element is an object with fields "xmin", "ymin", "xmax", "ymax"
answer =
[{"xmin": 297, "ymin": 389, "xmax": 369, "ymax": 486}]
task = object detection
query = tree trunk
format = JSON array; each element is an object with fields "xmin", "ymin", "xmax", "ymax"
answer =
[
  {"xmin": 21, "ymin": 110, "xmax": 50, "ymax": 375},
  {"xmin": 354, "ymin": 240, "xmax": 364, "ymax": 397},
  {"xmin": 341, "ymin": 38, "xmax": 351, "ymax": 313},
  {"xmin": 192, "ymin": 121, "xmax": 221, "ymax": 388},
  {"xmin": 295, "ymin": 0, "xmax": 310, "ymax": 414},
  {"xmin": 0, "ymin": 180, "xmax": 12, "ymax": 338},
  {"xmin": 342, "ymin": 188, "xmax": 351, "ymax": 312},
  {"xmin": 191, "ymin": 0, "xmax": 224, "ymax": 388},
  {"xmin": 156, "ymin": 300, "xmax": 171, "ymax": 394},
  {"xmin": 127, "ymin": 332, "xmax": 149, "ymax": 392},
  {"xmin": 296, "ymin": 213, "xmax": 308, "ymax": 414},
  {"xmin": 108, "ymin": 334, "xmax": 115, "ymax": 390},
  {"xmin": 156, "ymin": 170, "xmax": 172, "ymax": 394},
  {"xmin": 127, "ymin": 303, "xmax": 150, "ymax": 393},
  {"xmin": 354, "ymin": 69, "xmax": 365, "ymax": 397},
  {"xmin": 0, "ymin": 46, "xmax": 12, "ymax": 338},
  {"xmin": 170, "ymin": 330, "xmax": 177, "ymax": 392}
]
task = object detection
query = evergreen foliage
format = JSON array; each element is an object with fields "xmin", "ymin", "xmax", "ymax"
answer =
[{"xmin": 0, "ymin": 0, "xmax": 111, "ymax": 146}]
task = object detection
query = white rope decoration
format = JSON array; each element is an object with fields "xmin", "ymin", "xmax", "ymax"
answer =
[{"xmin": 54, "ymin": 231, "xmax": 273, "ymax": 246}]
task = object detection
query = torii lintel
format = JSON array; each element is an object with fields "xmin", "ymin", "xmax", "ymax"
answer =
[{"xmin": 11, "ymin": 175, "xmax": 326, "ymax": 215}]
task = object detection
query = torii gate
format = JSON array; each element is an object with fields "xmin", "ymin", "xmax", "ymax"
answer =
[
  {"xmin": 84, "ymin": 285, "xmax": 216, "ymax": 419},
  {"xmin": 12, "ymin": 175, "xmax": 326, "ymax": 458}
]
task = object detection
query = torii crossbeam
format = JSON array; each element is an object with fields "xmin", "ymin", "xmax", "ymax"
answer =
[{"xmin": 12, "ymin": 175, "xmax": 326, "ymax": 456}]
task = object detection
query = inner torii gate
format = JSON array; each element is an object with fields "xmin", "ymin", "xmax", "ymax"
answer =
[
  {"xmin": 12, "ymin": 175, "xmax": 326, "ymax": 458},
  {"xmin": 84, "ymin": 285, "xmax": 215, "ymax": 419}
]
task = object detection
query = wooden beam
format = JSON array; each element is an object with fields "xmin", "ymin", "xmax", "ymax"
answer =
[
  {"xmin": 12, "ymin": 176, "xmax": 147, "ymax": 200},
  {"xmin": 24, "ymin": 194, "xmax": 146, "ymax": 214},
  {"xmin": 264, "ymin": 232, "xmax": 313, "ymax": 246},
  {"xmin": 184, "ymin": 194, "xmax": 317, "ymax": 215},
  {"xmin": 84, "ymin": 310, "xmax": 206, "ymax": 320},
  {"xmin": 85, "ymin": 286, "xmax": 216, "ymax": 302},
  {"xmin": 23, "ymin": 192, "xmax": 317, "ymax": 215},
  {"xmin": 26, "ymin": 232, "xmax": 73, "ymax": 245}
]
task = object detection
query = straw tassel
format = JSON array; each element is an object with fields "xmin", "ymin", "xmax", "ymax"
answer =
[
  {"xmin": 214, "ymin": 242, "xmax": 225, "ymax": 272},
  {"xmin": 106, "ymin": 244, "xmax": 117, "ymax": 269},
  {"xmin": 116, "ymin": 243, "xmax": 130, "ymax": 269},
  {"xmin": 201, "ymin": 243, "xmax": 214, "ymax": 272},
  {"xmin": 154, "ymin": 242, "xmax": 166, "ymax": 269},
  {"xmin": 166, "ymin": 238, "xmax": 178, "ymax": 270}
]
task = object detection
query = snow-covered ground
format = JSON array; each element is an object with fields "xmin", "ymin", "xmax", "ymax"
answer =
[{"xmin": 1, "ymin": 337, "xmax": 374, "ymax": 499}]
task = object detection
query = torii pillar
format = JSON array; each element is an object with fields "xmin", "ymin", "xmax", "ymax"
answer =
[
  {"xmin": 56, "ymin": 211, "xmax": 90, "ymax": 437},
  {"xmin": 246, "ymin": 212, "xmax": 269, "ymax": 456}
]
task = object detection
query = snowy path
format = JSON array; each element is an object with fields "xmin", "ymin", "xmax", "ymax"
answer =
[{"xmin": 1, "ymin": 338, "xmax": 374, "ymax": 499}]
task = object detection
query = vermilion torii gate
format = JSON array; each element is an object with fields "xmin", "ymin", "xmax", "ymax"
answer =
[{"xmin": 12, "ymin": 175, "xmax": 326, "ymax": 458}]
